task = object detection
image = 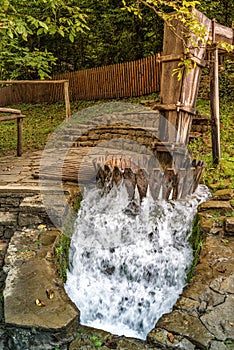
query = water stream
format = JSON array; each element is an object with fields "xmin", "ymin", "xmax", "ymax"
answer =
[{"xmin": 65, "ymin": 184, "xmax": 210, "ymax": 339}]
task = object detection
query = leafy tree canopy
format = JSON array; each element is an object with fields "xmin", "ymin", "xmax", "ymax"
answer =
[
  {"xmin": 0, "ymin": 0, "xmax": 88, "ymax": 79},
  {"xmin": 0, "ymin": 0, "xmax": 233, "ymax": 80}
]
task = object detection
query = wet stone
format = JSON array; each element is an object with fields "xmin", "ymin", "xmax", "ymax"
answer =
[
  {"xmin": 155, "ymin": 310, "xmax": 213, "ymax": 349},
  {"xmin": 200, "ymin": 295, "xmax": 234, "ymax": 341},
  {"xmin": 147, "ymin": 327, "xmax": 196, "ymax": 350},
  {"xmin": 174, "ymin": 297, "xmax": 199, "ymax": 317}
]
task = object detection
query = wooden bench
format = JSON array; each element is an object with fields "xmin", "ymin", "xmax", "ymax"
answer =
[{"xmin": 0, "ymin": 108, "xmax": 26, "ymax": 156}]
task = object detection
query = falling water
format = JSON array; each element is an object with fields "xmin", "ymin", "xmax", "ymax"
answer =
[{"xmin": 65, "ymin": 184, "xmax": 210, "ymax": 339}]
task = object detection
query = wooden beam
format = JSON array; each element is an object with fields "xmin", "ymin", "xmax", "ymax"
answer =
[
  {"xmin": 0, "ymin": 80, "xmax": 69, "ymax": 84},
  {"xmin": 0, "ymin": 114, "xmax": 26, "ymax": 122},
  {"xmin": 210, "ymin": 20, "xmax": 221, "ymax": 165},
  {"xmin": 213, "ymin": 23, "xmax": 233, "ymax": 46},
  {"xmin": 0, "ymin": 108, "xmax": 21, "ymax": 114}
]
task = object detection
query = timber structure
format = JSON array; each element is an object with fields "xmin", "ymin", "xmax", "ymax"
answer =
[
  {"xmin": 38, "ymin": 10, "xmax": 233, "ymax": 201},
  {"xmin": 94, "ymin": 10, "xmax": 233, "ymax": 200}
]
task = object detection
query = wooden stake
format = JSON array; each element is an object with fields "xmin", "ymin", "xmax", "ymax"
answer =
[
  {"xmin": 17, "ymin": 117, "xmax": 23, "ymax": 156},
  {"xmin": 210, "ymin": 20, "xmax": 221, "ymax": 165},
  {"xmin": 64, "ymin": 81, "xmax": 71, "ymax": 121}
]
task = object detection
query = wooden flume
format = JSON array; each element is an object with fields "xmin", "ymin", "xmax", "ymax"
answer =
[{"xmin": 94, "ymin": 154, "xmax": 205, "ymax": 201}]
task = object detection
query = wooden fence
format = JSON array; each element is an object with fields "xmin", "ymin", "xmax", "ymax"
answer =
[{"xmin": 0, "ymin": 54, "xmax": 161, "ymax": 106}]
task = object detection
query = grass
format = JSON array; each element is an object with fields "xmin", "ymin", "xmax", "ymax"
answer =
[
  {"xmin": 0, "ymin": 93, "xmax": 159, "ymax": 156},
  {"xmin": 189, "ymin": 99, "xmax": 234, "ymax": 189}
]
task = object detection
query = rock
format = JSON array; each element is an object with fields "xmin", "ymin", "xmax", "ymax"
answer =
[
  {"xmin": 18, "ymin": 212, "xmax": 45, "ymax": 226},
  {"xmin": 3, "ymin": 227, "xmax": 79, "ymax": 350},
  {"xmin": 213, "ymin": 189, "xmax": 234, "ymax": 200},
  {"xmin": 200, "ymin": 295, "xmax": 234, "ymax": 341},
  {"xmin": 209, "ymin": 340, "xmax": 229, "ymax": 350},
  {"xmin": 199, "ymin": 201, "xmax": 233, "ymax": 214},
  {"xmin": 154, "ymin": 310, "xmax": 213, "ymax": 349},
  {"xmin": 210, "ymin": 274, "xmax": 234, "ymax": 294},
  {"xmin": 0, "ymin": 212, "xmax": 17, "ymax": 226},
  {"xmin": 39, "ymin": 232, "xmax": 57, "ymax": 246},
  {"xmin": 199, "ymin": 216, "xmax": 214, "ymax": 233},
  {"xmin": 147, "ymin": 327, "xmax": 195, "ymax": 349},
  {"xmin": 174, "ymin": 297, "xmax": 199, "ymax": 316},
  {"xmin": 225, "ymin": 217, "xmax": 234, "ymax": 234}
]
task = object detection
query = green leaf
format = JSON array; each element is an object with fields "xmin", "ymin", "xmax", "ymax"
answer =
[
  {"xmin": 37, "ymin": 28, "xmax": 44, "ymax": 35},
  {"xmin": 69, "ymin": 33, "xmax": 74, "ymax": 42}
]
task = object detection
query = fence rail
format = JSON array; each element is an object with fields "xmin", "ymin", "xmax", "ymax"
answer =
[{"xmin": 0, "ymin": 54, "xmax": 161, "ymax": 106}]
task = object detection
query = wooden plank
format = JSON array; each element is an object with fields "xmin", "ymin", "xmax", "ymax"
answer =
[
  {"xmin": 160, "ymin": 54, "xmax": 184, "ymax": 62},
  {"xmin": 0, "ymin": 114, "xmax": 26, "ymax": 122},
  {"xmin": 214, "ymin": 22, "xmax": 233, "ymax": 45},
  {"xmin": 0, "ymin": 108, "xmax": 21, "ymax": 114}
]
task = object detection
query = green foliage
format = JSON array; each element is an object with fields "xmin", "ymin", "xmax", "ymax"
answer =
[
  {"xmin": 189, "ymin": 99, "xmax": 234, "ymax": 189},
  {"xmin": 51, "ymin": 0, "xmax": 163, "ymax": 73},
  {"xmin": 0, "ymin": 94, "xmax": 159, "ymax": 155},
  {"xmin": 89, "ymin": 335, "xmax": 104, "ymax": 348},
  {"xmin": 55, "ymin": 233, "xmax": 71, "ymax": 283},
  {"xmin": 186, "ymin": 214, "xmax": 203, "ymax": 283},
  {"xmin": 219, "ymin": 57, "xmax": 234, "ymax": 102},
  {"xmin": 0, "ymin": 0, "xmax": 88, "ymax": 79}
]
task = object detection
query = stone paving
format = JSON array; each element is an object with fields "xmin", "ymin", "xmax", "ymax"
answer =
[{"xmin": 0, "ymin": 152, "xmax": 233, "ymax": 349}]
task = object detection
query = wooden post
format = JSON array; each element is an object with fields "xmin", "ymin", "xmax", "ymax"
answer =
[
  {"xmin": 64, "ymin": 81, "xmax": 71, "ymax": 121},
  {"xmin": 17, "ymin": 117, "xmax": 23, "ymax": 156},
  {"xmin": 210, "ymin": 19, "xmax": 221, "ymax": 165}
]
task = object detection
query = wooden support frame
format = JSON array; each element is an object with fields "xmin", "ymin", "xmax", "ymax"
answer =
[{"xmin": 0, "ymin": 80, "xmax": 71, "ymax": 120}]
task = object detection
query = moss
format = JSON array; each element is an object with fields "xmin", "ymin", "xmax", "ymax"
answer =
[
  {"xmin": 55, "ymin": 233, "xmax": 71, "ymax": 284},
  {"xmin": 55, "ymin": 191, "xmax": 83, "ymax": 283},
  {"xmin": 186, "ymin": 214, "xmax": 203, "ymax": 283}
]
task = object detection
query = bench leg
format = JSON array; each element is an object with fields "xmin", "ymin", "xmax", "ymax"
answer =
[{"xmin": 17, "ymin": 118, "xmax": 23, "ymax": 156}]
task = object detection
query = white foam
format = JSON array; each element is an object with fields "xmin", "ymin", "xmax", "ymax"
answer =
[{"xmin": 65, "ymin": 184, "xmax": 210, "ymax": 339}]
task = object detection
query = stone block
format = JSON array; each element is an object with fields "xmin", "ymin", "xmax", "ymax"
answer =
[
  {"xmin": 4, "ymin": 227, "xmax": 15, "ymax": 239},
  {"xmin": 0, "ymin": 197, "xmax": 20, "ymax": 207},
  {"xmin": 18, "ymin": 213, "xmax": 43, "ymax": 227},
  {"xmin": 0, "ymin": 212, "xmax": 17, "ymax": 226},
  {"xmin": 199, "ymin": 201, "xmax": 233, "ymax": 214},
  {"xmin": 225, "ymin": 217, "xmax": 234, "ymax": 235},
  {"xmin": 213, "ymin": 189, "xmax": 234, "ymax": 200}
]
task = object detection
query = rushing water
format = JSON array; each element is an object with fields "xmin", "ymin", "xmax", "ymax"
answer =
[{"xmin": 65, "ymin": 184, "xmax": 210, "ymax": 339}]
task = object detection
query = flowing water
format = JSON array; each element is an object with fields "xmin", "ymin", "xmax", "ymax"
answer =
[{"xmin": 65, "ymin": 184, "xmax": 210, "ymax": 339}]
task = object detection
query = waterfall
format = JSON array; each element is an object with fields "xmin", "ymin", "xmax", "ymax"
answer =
[{"xmin": 65, "ymin": 184, "xmax": 210, "ymax": 339}]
